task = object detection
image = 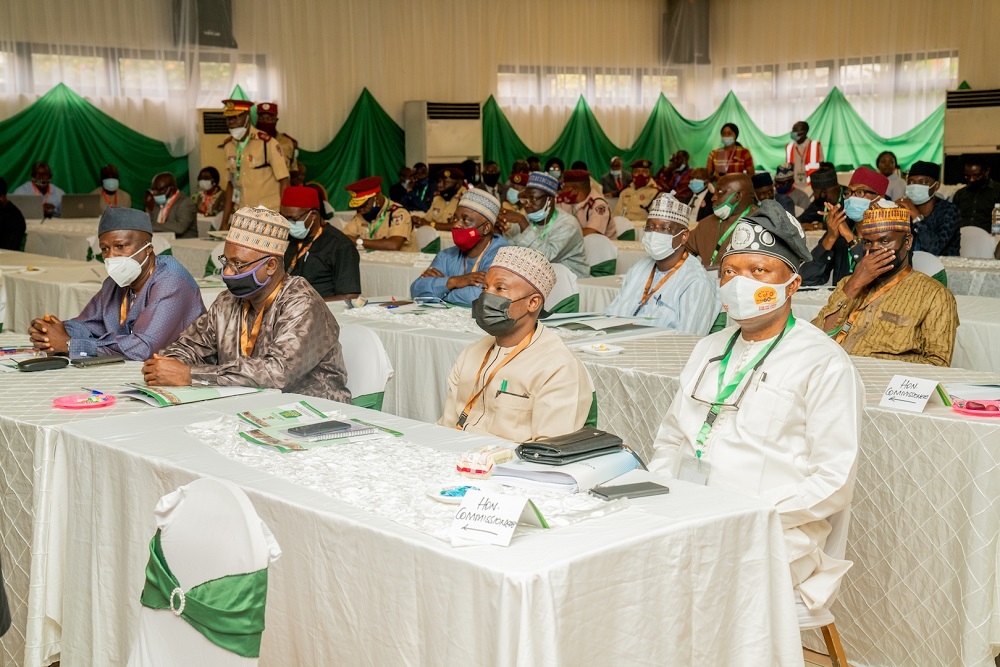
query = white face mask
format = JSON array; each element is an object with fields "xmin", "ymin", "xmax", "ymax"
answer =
[
  {"xmin": 229, "ymin": 125, "xmax": 248, "ymax": 141},
  {"xmin": 642, "ymin": 230, "xmax": 684, "ymax": 261},
  {"xmin": 719, "ymin": 273, "xmax": 797, "ymax": 321},
  {"xmin": 105, "ymin": 242, "xmax": 151, "ymax": 288},
  {"xmin": 198, "ymin": 179, "xmax": 213, "ymax": 192}
]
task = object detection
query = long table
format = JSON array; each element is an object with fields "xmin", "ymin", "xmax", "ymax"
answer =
[
  {"xmin": 940, "ymin": 256, "xmax": 1000, "ymax": 298},
  {"xmin": 359, "ymin": 251, "xmax": 432, "ymax": 297}
]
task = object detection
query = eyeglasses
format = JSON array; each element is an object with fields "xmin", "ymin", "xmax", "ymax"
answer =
[
  {"xmin": 843, "ymin": 186, "xmax": 879, "ymax": 199},
  {"xmin": 217, "ymin": 255, "xmax": 267, "ymax": 273},
  {"xmin": 518, "ymin": 193, "xmax": 546, "ymax": 206},
  {"xmin": 644, "ymin": 223, "xmax": 682, "ymax": 234},
  {"xmin": 453, "ymin": 214, "xmax": 488, "ymax": 230},
  {"xmin": 688, "ymin": 353, "xmax": 759, "ymax": 413}
]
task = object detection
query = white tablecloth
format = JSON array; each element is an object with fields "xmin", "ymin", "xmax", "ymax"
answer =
[
  {"xmin": 24, "ymin": 220, "xmax": 176, "ymax": 263},
  {"xmin": 169, "ymin": 238, "xmax": 220, "ymax": 279},
  {"xmin": 53, "ymin": 393, "xmax": 800, "ymax": 666},
  {"xmin": 359, "ymin": 251, "xmax": 432, "ymax": 297},
  {"xmin": 940, "ymin": 256, "xmax": 1000, "ymax": 298},
  {"xmin": 0, "ymin": 336, "xmax": 153, "ymax": 666}
]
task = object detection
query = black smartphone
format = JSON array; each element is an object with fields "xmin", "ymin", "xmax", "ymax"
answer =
[
  {"xmin": 287, "ymin": 419, "xmax": 353, "ymax": 438},
  {"xmin": 589, "ymin": 481, "xmax": 670, "ymax": 501},
  {"xmin": 70, "ymin": 355, "xmax": 126, "ymax": 368}
]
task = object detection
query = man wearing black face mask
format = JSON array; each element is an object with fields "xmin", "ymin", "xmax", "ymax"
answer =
[
  {"xmin": 952, "ymin": 158, "xmax": 1000, "ymax": 232},
  {"xmin": 439, "ymin": 246, "xmax": 594, "ymax": 442},
  {"xmin": 342, "ymin": 176, "xmax": 415, "ymax": 251},
  {"xmin": 413, "ymin": 168, "xmax": 466, "ymax": 230},
  {"xmin": 402, "ymin": 163, "xmax": 434, "ymax": 213},
  {"xmin": 145, "ymin": 206, "xmax": 351, "ymax": 402},
  {"xmin": 477, "ymin": 161, "xmax": 502, "ymax": 199},
  {"xmin": 814, "ymin": 201, "xmax": 958, "ymax": 366}
]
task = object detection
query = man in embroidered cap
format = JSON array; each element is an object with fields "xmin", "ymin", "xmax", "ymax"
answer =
[
  {"xmin": 774, "ymin": 163, "xmax": 810, "ymax": 214},
  {"xmin": 898, "ymin": 160, "xmax": 961, "ymax": 257},
  {"xmin": 145, "ymin": 206, "xmax": 351, "ymax": 402},
  {"xmin": 799, "ymin": 166, "xmax": 888, "ymax": 287},
  {"xmin": 495, "ymin": 172, "xmax": 588, "ymax": 277},
  {"xmin": 439, "ymin": 246, "xmax": 595, "ymax": 442},
  {"xmin": 651, "ymin": 199, "xmax": 863, "ymax": 626},
  {"xmin": 281, "ymin": 185, "xmax": 360, "ymax": 301},
  {"xmin": 557, "ymin": 169, "xmax": 614, "ymax": 239},
  {"xmin": 255, "ymin": 102, "xmax": 299, "ymax": 180},
  {"xmin": 612, "ymin": 158, "xmax": 661, "ymax": 223},
  {"xmin": 814, "ymin": 200, "xmax": 958, "ymax": 366},
  {"xmin": 29, "ymin": 207, "xmax": 204, "ymax": 359},
  {"xmin": 220, "ymin": 96, "xmax": 290, "ymax": 229},
  {"xmin": 413, "ymin": 168, "xmax": 467, "ymax": 230},
  {"xmin": 410, "ymin": 189, "xmax": 507, "ymax": 306},
  {"xmin": 605, "ymin": 194, "xmax": 719, "ymax": 334},
  {"xmin": 342, "ymin": 175, "xmax": 415, "ymax": 252}
]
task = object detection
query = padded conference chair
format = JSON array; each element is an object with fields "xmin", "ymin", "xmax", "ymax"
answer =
[
  {"xmin": 127, "ymin": 478, "xmax": 281, "ymax": 667},
  {"xmin": 414, "ymin": 225, "xmax": 440, "ymax": 254},
  {"xmin": 798, "ymin": 507, "xmax": 852, "ymax": 667},
  {"xmin": 584, "ymin": 234, "xmax": 618, "ymax": 277},
  {"xmin": 911, "ymin": 250, "xmax": 947, "ymax": 286},
  {"xmin": 544, "ymin": 263, "xmax": 580, "ymax": 314},
  {"xmin": 339, "ymin": 323, "xmax": 394, "ymax": 410},
  {"xmin": 959, "ymin": 226, "xmax": 996, "ymax": 259}
]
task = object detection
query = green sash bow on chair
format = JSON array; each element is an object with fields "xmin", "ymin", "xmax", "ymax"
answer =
[
  {"xmin": 589, "ymin": 259, "xmax": 617, "ymax": 277},
  {"xmin": 139, "ymin": 529, "xmax": 269, "ymax": 658},
  {"xmin": 420, "ymin": 238, "xmax": 441, "ymax": 254}
]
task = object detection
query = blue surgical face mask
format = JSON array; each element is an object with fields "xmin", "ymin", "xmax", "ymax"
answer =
[
  {"xmin": 548, "ymin": 168, "xmax": 562, "ymax": 180},
  {"xmin": 288, "ymin": 219, "xmax": 309, "ymax": 239},
  {"xmin": 905, "ymin": 183, "xmax": 934, "ymax": 206},
  {"xmin": 506, "ymin": 188, "xmax": 520, "ymax": 205},
  {"xmin": 102, "ymin": 178, "xmax": 119, "ymax": 192},
  {"xmin": 610, "ymin": 169, "xmax": 622, "ymax": 177},
  {"xmin": 790, "ymin": 131, "xmax": 804, "ymax": 142},
  {"xmin": 526, "ymin": 201, "xmax": 552, "ymax": 224},
  {"xmin": 844, "ymin": 196, "xmax": 873, "ymax": 222},
  {"xmin": 153, "ymin": 193, "xmax": 168, "ymax": 206},
  {"xmin": 721, "ymin": 136, "xmax": 735, "ymax": 147},
  {"xmin": 689, "ymin": 179, "xmax": 706, "ymax": 194}
]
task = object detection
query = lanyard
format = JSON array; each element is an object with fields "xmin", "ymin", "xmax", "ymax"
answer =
[
  {"xmin": 694, "ymin": 313, "xmax": 795, "ymax": 457},
  {"xmin": 456, "ymin": 330, "xmax": 534, "ymax": 429},
  {"xmin": 31, "ymin": 183, "xmax": 51, "ymax": 204},
  {"xmin": 367, "ymin": 204, "xmax": 390, "ymax": 239},
  {"xmin": 198, "ymin": 188, "xmax": 220, "ymax": 216},
  {"xmin": 157, "ymin": 191, "xmax": 179, "ymax": 224},
  {"xmin": 538, "ymin": 209, "xmax": 556, "ymax": 240},
  {"xmin": 102, "ymin": 190, "xmax": 118, "ymax": 207},
  {"xmin": 288, "ymin": 226, "xmax": 323, "ymax": 271},
  {"xmin": 464, "ymin": 244, "xmax": 487, "ymax": 274},
  {"xmin": 119, "ymin": 291, "xmax": 132, "ymax": 325},
  {"xmin": 633, "ymin": 251, "xmax": 687, "ymax": 316},
  {"xmin": 240, "ymin": 280, "xmax": 283, "ymax": 357},
  {"xmin": 709, "ymin": 206, "xmax": 752, "ymax": 264},
  {"xmin": 832, "ymin": 266, "xmax": 911, "ymax": 343},
  {"xmin": 234, "ymin": 134, "xmax": 251, "ymax": 184}
]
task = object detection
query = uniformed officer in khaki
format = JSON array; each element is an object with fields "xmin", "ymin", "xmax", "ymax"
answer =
[
  {"xmin": 220, "ymin": 97, "xmax": 290, "ymax": 229},
  {"xmin": 342, "ymin": 176, "xmax": 416, "ymax": 252},
  {"xmin": 612, "ymin": 158, "xmax": 661, "ymax": 223},
  {"xmin": 412, "ymin": 168, "xmax": 466, "ymax": 230},
  {"xmin": 255, "ymin": 102, "xmax": 299, "ymax": 179}
]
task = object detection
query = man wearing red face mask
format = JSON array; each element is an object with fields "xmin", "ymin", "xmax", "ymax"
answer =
[
  {"xmin": 255, "ymin": 102, "xmax": 299, "ymax": 182},
  {"xmin": 410, "ymin": 189, "xmax": 507, "ymax": 306},
  {"xmin": 612, "ymin": 159, "xmax": 661, "ymax": 223}
]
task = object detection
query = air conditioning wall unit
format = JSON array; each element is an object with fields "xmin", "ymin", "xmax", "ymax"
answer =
[
  {"xmin": 194, "ymin": 108, "xmax": 232, "ymax": 191},
  {"xmin": 944, "ymin": 89, "xmax": 1000, "ymax": 155},
  {"xmin": 404, "ymin": 101, "xmax": 482, "ymax": 167}
]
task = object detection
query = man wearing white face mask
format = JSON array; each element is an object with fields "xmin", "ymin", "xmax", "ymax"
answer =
[
  {"xmin": 898, "ymin": 161, "xmax": 961, "ymax": 256},
  {"xmin": 90, "ymin": 164, "xmax": 131, "ymax": 213},
  {"xmin": 28, "ymin": 207, "xmax": 204, "ymax": 360},
  {"xmin": 220, "ymin": 96, "xmax": 290, "ymax": 230},
  {"xmin": 650, "ymin": 199, "xmax": 863, "ymax": 624},
  {"xmin": 605, "ymin": 194, "xmax": 719, "ymax": 334}
]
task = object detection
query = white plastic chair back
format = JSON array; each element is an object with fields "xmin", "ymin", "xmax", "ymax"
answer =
[
  {"xmin": 613, "ymin": 216, "xmax": 634, "ymax": 239},
  {"xmin": 960, "ymin": 226, "xmax": 996, "ymax": 258},
  {"xmin": 583, "ymin": 234, "xmax": 618, "ymax": 272},
  {"xmin": 150, "ymin": 234, "xmax": 172, "ymax": 256},
  {"xmin": 797, "ymin": 506, "xmax": 851, "ymax": 630},
  {"xmin": 87, "ymin": 235, "xmax": 101, "ymax": 261},
  {"xmin": 209, "ymin": 241, "xmax": 227, "ymax": 273},
  {"xmin": 197, "ymin": 213, "xmax": 223, "ymax": 237},
  {"xmin": 544, "ymin": 262, "xmax": 580, "ymax": 313},
  {"xmin": 414, "ymin": 225, "xmax": 439, "ymax": 252},
  {"xmin": 911, "ymin": 250, "xmax": 945, "ymax": 278},
  {"xmin": 339, "ymin": 323, "xmax": 394, "ymax": 408},
  {"xmin": 127, "ymin": 478, "xmax": 281, "ymax": 667},
  {"xmin": 330, "ymin": 217, "xmax": 346, "ymax": 231}
]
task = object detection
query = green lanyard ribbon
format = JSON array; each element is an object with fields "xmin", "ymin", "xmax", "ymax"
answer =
[
  {"xmin": 694, "ymin": 313, "xmax": 796, "ymax": 458},
  {"xmin": 139, "ymin": 529, "xmax": 270, "ymax": 658},
  {"xmin": 367, "ymin": 204, "xmax": 391, "ymax": 239},
  {"xmin": 710, "ymin": 206, "xmax": 753, "ymax": 264},
  {"xmin": 538, "ymin": 208, "xmax": 557, "ymax": 240},
  {"xmin": 233, "ymin": 135, "xmax": 251, "ymax": 185}
]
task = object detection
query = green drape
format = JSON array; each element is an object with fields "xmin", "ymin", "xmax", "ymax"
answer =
[
  {"xmin": 483, "ymin": 87, "xmax": 944, "ymax": 178},
  {"xmin": 0, "ymin": 84, "xmax": 188, "ymax": 205},
  {"xmin": 297, "ymin": 88, "xmax": 405, "ymax": 211}
]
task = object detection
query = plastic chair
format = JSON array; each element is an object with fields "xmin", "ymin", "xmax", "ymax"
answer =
[
  {"xmin": 798, "ymin": 507, "xmax": 852, "ymax": 667},
  {"xmin": 204, "ymin": 241, "xmax": 227, "ymax": 277},
  {"xmin": 911, "ymin": 251, "xmax": 947, "ymax": 286},
  {"xmin": 151, "ymin": 234, "xmax": 172, "ymax": 256},
  {"xmin": 960, "ymin": 226, "xmax": 997, "ymax": 258},
  {"xmin": 414, "ymin": 225, "xmax": 440, "ymax": 254},
  {"xmin": 127, "ymin": 478, "xmax": 281, "ymax": 667},
  {"xmin": 613, "ymin": 216, "xmax": 635, "ymax": 241},
  {"xmin": 86, "ymin": 235, "xmax": 103, "ymax": 263},
  {"xmin": 197, "ymin": 213, "xmax": 222, "ymax": 237},
  {"xmin": 583, "ymin": 234, "xmax": 618, "ymax": 277},
  {"xmin": 339, "ymin": 323, "xmax": 394, "ymax": 410},
  {"xmin": 544, "ymin": 263, "xmax": 580, "ymax": 313}
]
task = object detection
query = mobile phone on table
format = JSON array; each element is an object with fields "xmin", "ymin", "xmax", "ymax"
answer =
[
  {"xmin": 71, "ymin": 355, "xmax": 126, "ymax": 367},
  {"xmin": 589, "ymin": 481, "xmax": 670, "ymax": 501},
  {"xmin": 286, "ymin": 419, "xmax": 353, "ymax": 438}
]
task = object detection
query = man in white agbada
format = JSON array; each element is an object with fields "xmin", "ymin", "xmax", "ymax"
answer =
[
  {"xmin": 649, "ymin": 199, "xmax": 863, "ymax": 619},
  {"xmin": 604, "ymin": 194, "xmax": 720, "ymax": 334}
]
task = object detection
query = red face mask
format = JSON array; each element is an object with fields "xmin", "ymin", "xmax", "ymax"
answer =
[
  {"xmin": 452, "ymin": 225, "xmax": 483, "ymax": 251},
  {"xmin": 633, "ymin": 174, "xmax": 650, "ymax": 188}
]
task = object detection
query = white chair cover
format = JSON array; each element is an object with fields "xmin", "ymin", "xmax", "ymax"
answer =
[
  {"xmin": 544, "ymin": 262, "xmax": 580, "ymax": 312},
  {"xmin": 209, "ymin": 241, "xmax": 227, "ymax": 273},
  {"xmin": 339, "ymin": 323, "xmax": 395, "ymax": 399},
  {"xmin": 583, "ymin": 233, "xmax": 618, "ymax": 269},
  {"xmin": 613, "ymin": 216, "xmax": 634, "ymax": 239},
  {"xmin": 150, "ymin": 234, "xmax": 172, "ymax": 256},
  {"xmin": 330, "ymin": 217, "xmax": 346, "ymax": 231},
  {"xmin": 414, "ymin": 225, "xmax": 439, "ymax": 252},
  {"xmin": 127, "ymin": 478, "xmax": 281, "ymax": 667},
  {"xmin": 797, "ymin": 507, "xmax": 851, "ymax": 630},
  {"xmin": 911, "ymin": 250, "xmax": 945, "ymax": 279},
  {"xmin": 960, "ymin": 226, "xmax": 997, "ymax": 258},
  {"xmin": 197, "ymin": 213, "xmax": 223, "ymax": 237}
]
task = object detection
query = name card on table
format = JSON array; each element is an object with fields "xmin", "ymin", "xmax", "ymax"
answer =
[
  {"xmin": 449, "ymin": 490, "xmax": 547, "ymax": 547},
  {"xmin": 879, "ymin": 375, "xmax": 946, "ymax": 413}
]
